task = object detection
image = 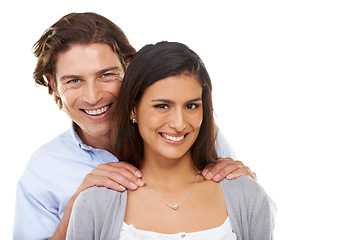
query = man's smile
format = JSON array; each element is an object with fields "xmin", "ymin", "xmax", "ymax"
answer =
[{"xmin": 82, "ymin": 104, "xmax": 111, "ymax": 116}]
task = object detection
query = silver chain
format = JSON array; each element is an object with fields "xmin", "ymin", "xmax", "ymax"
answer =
[{"xmin": 142, "ymin": 174, "xmax": 200, "ymax": 210}]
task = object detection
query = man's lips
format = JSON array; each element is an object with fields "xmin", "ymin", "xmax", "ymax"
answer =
[{"xmin": 82, "ymin": 104, "xmax": 111, "ymax": 116}]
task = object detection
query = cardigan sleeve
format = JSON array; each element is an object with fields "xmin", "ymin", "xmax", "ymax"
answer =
[
  {"xmin": 66, "ymin": 188, "xmax": 97, "ymax": 240},
  {"xmin": 243, "ymin": 177, "xmax": 275, "ymax": 239},
  {"xmin": 66, "ymin": 187, "xmax": 127, "ymax": 240},
  {"xmin": 221, "ymin": 176, "xmax": 275, "ymax": 240}
]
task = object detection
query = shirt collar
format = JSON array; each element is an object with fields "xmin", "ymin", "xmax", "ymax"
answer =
[
  {"xmin": 69, "ymin": 122, "xmax": 94, "ymax": 151},
  {"xmin": 68, "ymin": 122, "xmax": 118, "ymax": 163}
]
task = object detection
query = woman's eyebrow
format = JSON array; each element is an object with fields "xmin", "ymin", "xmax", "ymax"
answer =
[
  {"xmin": 151, "ymin": 99, "xmax": 173, "ymax": 103},
  {"xmin": 185, "ymin": 98, "xmax": 202, "ymax": 104},
  {"xmin": 151, "ymin": 97, "xmax": 202, "ymax": 104}
]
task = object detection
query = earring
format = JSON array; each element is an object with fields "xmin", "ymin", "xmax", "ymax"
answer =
[{"xmin": 131, "ymin": 118, "xmax": 136, "ymax": 124}]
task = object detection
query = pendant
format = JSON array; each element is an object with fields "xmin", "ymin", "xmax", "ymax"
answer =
[{"xmin": 172, "ymin": 204, "xmax": 178, "ymax": 210}]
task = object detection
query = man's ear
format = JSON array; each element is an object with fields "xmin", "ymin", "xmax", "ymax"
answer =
[
  {"xmin": 125, "ymin": 56, "xmax": 133, "ymax": 68},
  {"xmin": 45, "ymin": 74, "xmax": 60, "ymax": 97}
]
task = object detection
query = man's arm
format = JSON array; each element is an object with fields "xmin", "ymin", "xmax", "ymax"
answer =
[
  {"xmin": 202, "ymin": 128, "xmax": 257, "ymax": 182},
  {"xmin": 14, "ymin": 179, "xmax": 61, "ymax": 240},
  {"xmin": 14, "ymin": 152, "xmax": 143, "ymax": 240},
  {"xmin": 49, "ymin": 161, "xmax": 144, "ymax": 240}
]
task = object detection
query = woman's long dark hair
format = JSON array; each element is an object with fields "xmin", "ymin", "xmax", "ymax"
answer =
[{"xmin": 111, "ymin": 41, "xmax": 218, "ymax": 171}]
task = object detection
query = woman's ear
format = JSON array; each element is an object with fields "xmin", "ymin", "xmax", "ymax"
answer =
[
  {"xmin": 130, "ymin": 107, "xmax": 137, "ymax": 123},
  {"xmin": 45, "ymin": 74, "xmax": 60, "ymax": 97}
]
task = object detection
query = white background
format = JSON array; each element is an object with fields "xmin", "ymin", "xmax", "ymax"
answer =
[{"xmin": 1, "ymin": 0, "xmax": 347, "ymax": 239}]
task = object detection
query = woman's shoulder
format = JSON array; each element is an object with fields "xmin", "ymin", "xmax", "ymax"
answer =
[
  {"xmin": 77, "ymin": 186, "xmax": 126, "ymax": 211},
  {"xmin": 220, "ymin": 176, "xmax": 270, "ymax": 204}
]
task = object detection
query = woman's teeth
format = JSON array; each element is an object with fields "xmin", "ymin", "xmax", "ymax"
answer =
[
  {"xmin": 84, "ymin": 105, "xmax": 110, "ymax": 115},
  {"xmin": 161, "ymin": 133, "xmax": 185, "ymax": 142}
]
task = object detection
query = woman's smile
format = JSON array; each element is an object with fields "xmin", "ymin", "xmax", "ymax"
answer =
[{"xmin": 159, "ymin": 132, "xmax": 188, "ymax": 144}]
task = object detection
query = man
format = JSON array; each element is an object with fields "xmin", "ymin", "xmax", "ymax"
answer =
[{"xmin": 14, "ymin": 12, "xmax": 256, "ymax": 240}]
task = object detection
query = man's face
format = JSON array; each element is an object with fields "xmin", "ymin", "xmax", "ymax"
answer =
[{"xmin": 49, "ymin": 43, "xmax": 124, "ymax": 147}]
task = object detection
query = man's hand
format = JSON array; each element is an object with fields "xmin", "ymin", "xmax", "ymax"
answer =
[
  {"xmin": 202, "ymin": 158, "xmax": 257, "ymax": 182},
  {"xmin": 77, "ymin": 161, "xmax": 145, "ymax": 193}
]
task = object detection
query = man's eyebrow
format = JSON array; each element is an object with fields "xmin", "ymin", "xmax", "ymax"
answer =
[
  {"xmin": 95, "ymin": 66, "xmax": 124, "ymax": 76},
  {"xmin": 59, "ymin": 74, "xmax": 81, "ymax": 82},
  {"xmin": 59, "ymin": 67, "xmax": 124, "ymax": 82}
]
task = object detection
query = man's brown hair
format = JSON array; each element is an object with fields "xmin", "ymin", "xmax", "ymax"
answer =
[{"xmin": 33, "ymin": 12, "xmax": 136, "ymax": 108}]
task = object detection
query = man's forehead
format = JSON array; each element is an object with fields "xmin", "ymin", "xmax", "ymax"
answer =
[{"xmin": 55, "ymin": 43, "xmax": 123, "ymax": 77}]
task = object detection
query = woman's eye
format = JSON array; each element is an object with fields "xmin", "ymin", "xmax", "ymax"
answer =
[
  {"xmin": 186, "ymin": 104, "xmax": 199, "ymax": 110},
  {"xmin": 155, "ymin": 104, "xmax": 169, "ymax": 109}
]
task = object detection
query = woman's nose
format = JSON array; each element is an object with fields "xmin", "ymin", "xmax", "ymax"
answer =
[{"xmin": 168, "ymin": 109, "xmax": 186, "ymax": 132}]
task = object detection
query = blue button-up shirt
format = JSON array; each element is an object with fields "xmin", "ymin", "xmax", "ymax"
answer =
[{"xmin": 13, "ymin": 123, "xmax": 235, "ymax": 239}]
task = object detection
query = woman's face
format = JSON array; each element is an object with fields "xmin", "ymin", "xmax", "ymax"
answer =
[{"xmin": 133, "ymin": 74, "xmax": 203, "ymax": 161}]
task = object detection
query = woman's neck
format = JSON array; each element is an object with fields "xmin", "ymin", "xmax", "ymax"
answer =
[{"xmin": 141, "ymin": 151, "xmax": 198, "ymax": 188}]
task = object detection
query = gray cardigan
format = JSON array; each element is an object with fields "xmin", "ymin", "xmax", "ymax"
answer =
[{"xmin": 67, "ymin": 176, "xmax": 275, "ymax": 239}]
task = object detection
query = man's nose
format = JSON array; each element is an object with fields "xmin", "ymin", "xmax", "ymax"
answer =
[{"xmin": 82, "ymin": 81, "xmax": 103, "ymax": 105}]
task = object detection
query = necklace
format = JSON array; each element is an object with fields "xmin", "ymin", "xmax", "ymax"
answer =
[{"xmin": 142, "ymin": 174, "xmax": 200, "ymax": 210}]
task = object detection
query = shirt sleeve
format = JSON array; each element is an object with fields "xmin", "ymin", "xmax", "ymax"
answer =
[
  {"xmin": 215, "ymin": 128, "xmax": 238, "ymax": 159},
  {"xmin": 13, "ymin": 170, "xmax": 60, "ymax": 240}
]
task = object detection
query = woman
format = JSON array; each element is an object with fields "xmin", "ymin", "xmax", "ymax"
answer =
[{"xmin": 67, "ymin": 42, "xmax": 274, "ymax": 239}]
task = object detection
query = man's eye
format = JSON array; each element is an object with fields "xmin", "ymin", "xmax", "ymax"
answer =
[
  {"xmin": 102, "ymin": 73, "xmax": 111, "ymax": 78},
  {"xmin": 101, "ymin": 72, "xmax": 124, "ymax": 83},
  {"xmin": 68, "ymin": 79, "xmax": 80, "ymax": 84}
]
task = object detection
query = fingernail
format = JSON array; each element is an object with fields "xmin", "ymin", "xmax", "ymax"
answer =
[
  {"xmin": 130, "ymin": 182, "xmax": 137, "ymax": 189},
  {"xmin": 202, "ymin": 169, "xmax": 208, "ymax": 176},
  {"xmin": 213, "ymin": 174, "xmax": 221, "ymax": 181},
  {"xmin": 137, "ymin": 179, "xmax": 145, "ymax": 186},
  {"xmin": 135, "ymin": 171, "xmax": 142, "ymax": 178},
  {"xmin": 226, "ymin": 173, "xmax": 234, "ymax": 180},
  {"xmin": 119, "ymin": 185, "xmax": 126, "ymax": 191},
  {"xmin": 205, "ymin": 171, "xmax": 212, "ymax": 179}
]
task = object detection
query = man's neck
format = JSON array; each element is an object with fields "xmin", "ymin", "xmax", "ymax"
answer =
[{"xmin": 74, "ymin": 124, "xmax": 115, "ymax": 155}]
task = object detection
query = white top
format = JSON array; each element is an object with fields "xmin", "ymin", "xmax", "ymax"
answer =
[{"xmin": 119, "ymin": 217, "xmax": 237, "ymax": 240}]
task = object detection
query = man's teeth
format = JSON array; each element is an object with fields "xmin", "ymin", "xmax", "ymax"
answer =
[
  {"xmin": 161, "ymin": 133, "xmax": 185, "ymax": 142},
  {"xmin": 85, "ymin": 105, "xmax": 110, "ymax": 115}
]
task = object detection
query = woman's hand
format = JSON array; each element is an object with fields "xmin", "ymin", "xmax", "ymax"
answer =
[{"xmin": 202, "ymin": 158, "xmax": 257, "ymax": 182}]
